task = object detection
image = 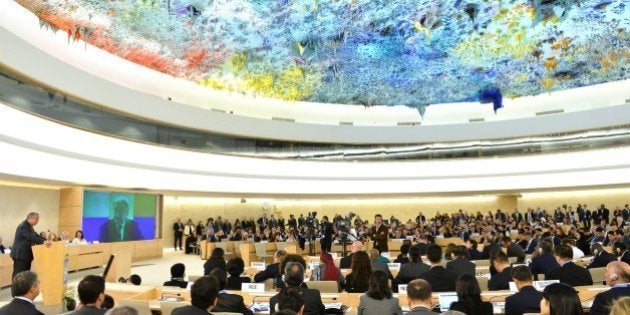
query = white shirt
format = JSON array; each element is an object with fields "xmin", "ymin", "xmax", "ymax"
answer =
[{"xmin": 572, "ymin": 246, "xmax": 585, "ymax": 259}]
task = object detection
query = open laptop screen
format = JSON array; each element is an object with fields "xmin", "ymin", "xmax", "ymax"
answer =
[{"xmin": 438, "ymin": 293, "xmax": 458, "ymax": 312}]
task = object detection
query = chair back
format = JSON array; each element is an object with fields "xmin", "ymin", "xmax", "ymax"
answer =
[
  {"xmin": 589, "ymin": 267, "xmax": 606, "ymax": 284},
  {"xmin": 188, "ymin": 275, "xmax": 203, "ymax": 282},
  {"xmin": 118, "ymin": 299, "xmax": 152, "ymax": 315},
  {"xmin": 476, "ymin": 276, "xmax": 489, "ymax": 291},
  {"xmin": 254, "ymin": 243, "xmax": 270, "ymax": 257},
  {"xmin": 160, "ymin": 301, "xmax": 189, "ymax": 315},
  {"xmin": 308, "ymin": 281, "xmax": 338, "ymax": 293}
]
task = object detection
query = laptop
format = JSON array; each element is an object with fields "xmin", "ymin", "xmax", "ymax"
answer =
[{"xmin": 438, "ymin": 293, "xmax": 458, "ymax": 312}]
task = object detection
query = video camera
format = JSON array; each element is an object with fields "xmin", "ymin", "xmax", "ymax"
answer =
[{"xmin": 305, "ymin": 211, "xmax": 318, "ymax": 229}]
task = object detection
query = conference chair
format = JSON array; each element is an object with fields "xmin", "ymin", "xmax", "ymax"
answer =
[
  {"xmin": 118, "ymin": 299, "xmax": 152, "ymax": 315},
  {"xmin": 160, "ymin": 301, "xmax": 189, "ymax": 315},
  {"xmin": 307, "ymin": 281, "xmax": 339, "ymax": 293},
  {"xmin": 476, "ymin": 276, "xmax": 489, "ymax": 291},
  {"xmin": 254, "ymin": 243, "xmax": 275, "ymax": 263},
  {"xmin": 188, "ymin": 275, "xmax": 203, "ymax": 282},
  {"xmin": 589, "ymin": 267, "xmax": 606, "ymax": 284}
]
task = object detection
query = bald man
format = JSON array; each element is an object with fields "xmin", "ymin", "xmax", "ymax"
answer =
[
  {"xmin": 339, "ymin": 241, "xmax": 363, "ymax": 269},
  {"xmin": 590, "ymin": 261, "xmax": 630, "ymax": 315}
]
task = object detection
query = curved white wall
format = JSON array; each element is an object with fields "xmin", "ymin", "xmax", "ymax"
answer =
[
  {"xmin": 1, "ymin": 102, "xmax": 630, "ymax": 196},
  {"xmin": 1, "ymin": 0, "xmax": 629, "ymax": 144}
]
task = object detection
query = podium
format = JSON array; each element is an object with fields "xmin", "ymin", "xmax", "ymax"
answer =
[
  {"xmin": 32, "ymin": 242, "xmax": 68, "ymax": 305},
  {"xmin": 105, "ymin": 250, "xmax": 132, "ymax": 283}
]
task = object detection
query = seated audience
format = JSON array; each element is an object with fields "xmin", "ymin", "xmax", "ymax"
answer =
[
  {"xmin": 540, "ymin": 283, "xmax": 583, "ymax": 315},
  {"xmin": 71, "ymin": 275, "xmax": 107, "ymax": 315},
  {"xmin": 254, "ymin": 249, "xmax": 287, "ymax": 288},
  {"xmin": 276, "ymin": 286, "xmax": 304, "ymax": 314},
  {"xmin": 368, "ymin": 248, "xmax": 393, "ymax": 280},
  {"xmin": 203, "ymin": 247, "xmax": 226, "ymax": 276},
  {"xmin": 563, "ymin": 238, "xmax": 584, "ymax": 259},
  {"xmin": 609, "ymin": 296, "xmax": 630, "ymax": 315},
  {"xmin": 225, "ymin": 257, "xmax": 251, "ymax": 290},
  {"xmin": 395, "ymin": 245, "xmax": 430, "ymax": 289},
  {"xmin": 488, "ymin": 251, "xmax": 512, "ymax": 291},
  {"xmin": 405, "ymin": 279, "xmax": 437, "ymax": 315},
  {"xmin": 340, "ymin": 241, "xmax": 363, "ymax": 269},
  {"xmin": 502, "ymin": 236, "xmax": 525, "ymax": 263},
  {"xmin": 209, "ymin": 268, "xmax": 253, "ymax": 315},
  {"xmin": 72, "ymin": 230, "xmax": 89, "ymax": 245},
  {"xmin": 0, "ymin": 271, "xmax": 43, "ymax": 315},
  {"xmin": 529, "ymin": 240, "xmax": 559, "ymax": 279},
  {"xmin": 358, "ymin": 271, "xmax": 402, "ymax": 315},
  {"xmin": 345, "ymin": 251, "xmax": 371, "ymax": 293},
  {"xmin": 505, "ymin": 265, "xmax": 543, "ymax": 315},
  {"xmin": 104, "ymin": 306, "xmax": 138, "ymax": 315},
  {"xmin": 394, "ymin": 243, "xmax": 410, "ymax": 265},
  {"xmin": 101, "ymin": 295, "xmax": 114, "ymax": 310},
  {"xmin": 270, "ymin": 261, "xmax": 325, "ymax": 315},
  {"xmin": 163, "ymin": 263, "xmax": 189, "ymax": 288},
  {"xmin": 446, "ymin": 245, "xmax": 475, "ymax": 276},
  {"xmin": 588, "ymin": 243, "xmax": 616, "ymax": 269},
  {"xmin": 419, "ymin": 244, "xmax": 459, "ymax": 292},
  {"xmin": 172, "ymin": 276, "xmax": 220, "ymax": 315},
  {"xmin": 615, "ymin": 242, "xmax": 630, "ymax": 264},
  {"xmin": 546, "ymin": 244, "xmax": 593, "ymax": 286},
  {"xmin": 310, "ymin": 251, "xmax": 344, "ymax": 291},
  {"xmin": 590, "ymin": 261, "xmax": 630, "ymax": 315},
  {"xmin": 448, "ymin": 274, "xmax": 493, "ymax": 315},
  {"xmin": 481, "ymin": 234, "xmax": 501, "ymax": 260},
  {"xmin": 465, "ymin": 239, "xmax": 482, "ymax": 260},
  {"xmin": 126, "ymin": 274, "xmax": 141, "ymax": 286}
]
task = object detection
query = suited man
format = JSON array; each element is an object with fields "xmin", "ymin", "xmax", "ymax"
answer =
[
  {"xmin": 488, "ymin": 252, "xmax": 513, "ymax": 290},
  {"xmin": 590, "ymin": 261, "xmax": 630, "ymax": 315},
  {"xmin": 340, "ymin": 241, "xmax": 363, "ymax": 269},
  {"xmin": 0, "ymin": 271, "xmax": 43, "ymax": 315},
  {"xmin": 481, "ymin": 234, "xmax": 502, "ymax": 260},
  {"xmin": 405, "ymin": 279, "xmax": 438, "ymax": 315},
  {"xmin": 418, "ymin": 245, "xmax": 459, "ymax": 292},
  {"xmin": 502, "ymin": 236, "xmax": 526, "ymax": 263},
  {"xmin": 546, "ymin": 244, "xmax": 593, "ymax": 286},
  {"xmin": 395, "ymin": 246, "xmax": 430, "ymax": 289},
  {"xmin": 10, "ymin": 212, "xmax": 49, "ymax": 279},
  {"xmin": 511, "ymin": 209, "xmax": 523, "ymax": 223},
  {"xmin": 270, "ymin": 261, "xmax": 325, "ymax": 315},
  {"xmin": 69, "ymin": 275, "xmax": 107, "ymax": 315},
  {"xmin": 320, "ymin": 216, "xmax": 334, "ymax": 253},
  {"xmin": 529, "ymin": 240, "xmax": 560, "ymax": 279},
  {"xmin": 600, "ymin": 204, "xmax": 610, "ymax": 224},
  {"xmin": 505, "ymin": 266, "xmax": 543, "ymax": 315},
  {"xmin": 369, "ymin": 249, "xmax": 393, "ymax": 280},
  {"xmin": 588, "ymin": 243, "xmax": 616, "ymax": 270},
  {"xmin": 258, "ymin": 214, "xmax": 268, "ymax": 231},
  {"xmin": 163, "ymin": 263, "xmax": 189, "ymax": 289},
  {"xmin": 465, "ymin": 239, "xmax": 482, "ymax": 260},
  {"xmin": 172, "ymin": 276, "xmax": 220, "ymax": 315},
  {"xmin": 253, "ymin": 249, "xmax": 287, "ymax": 288},
  {"xmin": 446, "ymin": 245, "xmax": 475, "ymax": 276},
  {"xmin": 210, "ymin": 269, "xmax": 253, "ymax": 315},
  {"xmin": 522, "ymin": 232, "xmax": 539, "ymax": 254},
  {"xmin": 371, "ymin": 214, "xmax": 389, "ymax": 252},
  {"xmin": 98, "ymin": 198, "xmax": 143, "ymax": 243},
  {"xmin": 173, "ymin": 218, "xmax": 184, "ymax": 251}
]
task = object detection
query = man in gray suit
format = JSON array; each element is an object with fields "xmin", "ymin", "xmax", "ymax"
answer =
[
  {"xmin": 405, "ymin": 279, "xmax": 438, "ymax": 315},
  {"xmin": 369, "ymin": 248, "xmax": 393, "ymax": 280},
  {"xmin": 11, "ymin": 212, "xmax": 50, "ymax": 279}
]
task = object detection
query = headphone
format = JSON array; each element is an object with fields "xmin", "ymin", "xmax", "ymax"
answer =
[
  {"xmin": 593, "ymin": 248, "xmax": 599, "ymax": 255},
  {"xmin": 611, "ymin": 273, "xmax": 618, "ymax": 281},
  {"xmin": 538, "ymin": 247, "xmax": 543, "ymax": 254}
]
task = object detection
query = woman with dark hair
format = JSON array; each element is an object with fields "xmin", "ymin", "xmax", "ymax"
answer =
[
  {"xmin": 357, "ymin": 271, "xmax": 402, "ymax": 315},
  {"xmin": 225, "ymin": 257, "xmax": 251, "ymax": 290},
  {"xmin": 72, "ymin": 230, "xmax": 88, "ymax": 245},
  {"xmin": 540, "ymin": 283, "xmax": 583, "ymax": 315},
  {"xmin": 345, "ymin": 251, "xmax": 371, "ymax": 293},
  {"xmin": 311, "ymin": 251, "xmax": 345, "ymax": 291},
  {"xmin": 449, "ymin": 274, "xmax": 493, "ymax": 315},
  {"xmin": 203, "ymin": 247, "xmax": 226, "ymax": 275}
]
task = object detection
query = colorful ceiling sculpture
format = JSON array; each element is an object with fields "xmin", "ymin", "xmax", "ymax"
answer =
[{"xmin": 16, "ymin": 0, "xmax": 629, "ymax": 109}]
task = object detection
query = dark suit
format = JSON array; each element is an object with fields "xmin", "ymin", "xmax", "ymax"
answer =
[
  {"xmin": 504, "ymin": 285, "xmax": 543, "ymax": 315},
  {"xmin": 482, "ymin": 243, "xmax": 502, "ymax": 260},
  {"xmin": 172, "ymin": 305, "xmax": 210, "ymax": 315},
  {"xmin": 0, "ymin": 298, "xmax": 44, "ymax": 315},
  {"xmin": 489, "ymin": 267, "xmax": 513, "ymax": 291},
  {"xmin": 412, "ymin": 243, "xmax": 429, "ymax": 256},
  {"xmin": 98, "ymin": 219, "xmax": 143, "ymax": 243},
  {"xmin": 468, "ymin": 248, "xmax": 482, "ymax": 260},
  {"xmin": 163, "ymin": 279, "xmax": 189, "ymax": 288},
  {"xmin": 588, "ymin": 251, "xmax": 616, "ymax": 269},
  {"xmin": 320, "ymin": 222, "xmax": 334, "ymax": 252},
  {"xmin": 371, "ymin": 224, "xmax": 389, "ymax": 252},
  {"xmin": 214, "ymin": 292, "xmax": 253, "ymax": 315},
  {"xmin": 10, "ymin": 220, "xmax": 46, "ymax": 278},
  {"xmin": 394, "ymin": 261, "xmax": 430, "ymax": 290},
  {"xmin": 523, "ymin": 238, "xmax": 538, "ymax": 254},
  {"xmin": 173, "ymin": 221, "xmax": 184, "ymax": 250},
  {"xmin": 529, "ymin": 253, "xmax": 559, "ymax": 279},
  {"xmin": 253, "ymin": 263, "xmax": 281, "ymax": 288},
  {"xmin": 449, "ymin": 301, "xmax": 493, "ymax": 315},
  {"xmin": 371, "ymin": 260, "xmax": 393, "ymax": 280},
  {"xmin": 507, "ymin": 244, "xmax": 526, "ymax": 263},
  {"xmin": 203, "ymin": 257, "xmax": 226, "ymax": 276},
  {"xmin": 69, "ymin": 306, "xmax": 107, "ymax": 315},
  {"xmin": 225, "ymin": 276, "xmax": 250, "ymax": 290},
  {"xmin": 406, "ymin": 306, "xmax": 438, "ymax": 315},
  {"xmin": 446, "ymin": 258, "xmax": 475, "ymax": 276},
  {"xmin": 418, "ymin": 266, "xmax": 459, "ymax": 292},
  {"xmin": 270, "ymin": 286, "xmax": 325, "ymax": 315},
  {"xmin": 546, "ymin": 262, "xmax": 593, "ymax": 286},
  {"xmin": 590, "ymin": 286, "xmax": 630, "ymax": 315},
  {"xmin": 340, "ymin": 253, "xmax": 353, "ymax": 269}
]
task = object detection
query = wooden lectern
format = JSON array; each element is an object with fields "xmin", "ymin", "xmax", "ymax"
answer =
[
  {"xmin": 32, "ymin": 241, "xmax": 68, "ymax": 306},
  {"xmin": 105, "ymin": 250, "xmax": 132, "ymax": 283}
]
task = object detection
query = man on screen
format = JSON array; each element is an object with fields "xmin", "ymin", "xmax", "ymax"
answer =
[{"xmin": 99, "ymin": 198, "xmax": 143, "ymax": 242}]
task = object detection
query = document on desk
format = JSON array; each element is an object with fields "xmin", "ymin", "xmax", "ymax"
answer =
[
  {"xmin": 251, "ymin": 302, "xmax": 270, "ymax": 314},
  {"xmin": 324, "ymin": 302, "xmax": 343, "ymax": 309}
]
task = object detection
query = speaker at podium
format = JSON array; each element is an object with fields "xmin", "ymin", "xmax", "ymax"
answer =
[{"xmin": 32, "ymin": 241, "xmax": 68, "ymax": 306}]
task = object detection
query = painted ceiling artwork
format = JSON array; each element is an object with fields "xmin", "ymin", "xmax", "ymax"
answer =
[{"xmin": 15, "ymin": 0, "xmax": 630, "ymax": 110}]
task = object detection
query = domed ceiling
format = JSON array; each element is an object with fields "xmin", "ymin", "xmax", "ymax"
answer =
[{"xmin": 16, "ymin": 0, "xmax": 629, "ymax": 109}]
